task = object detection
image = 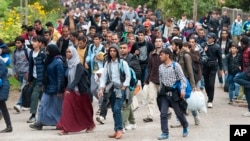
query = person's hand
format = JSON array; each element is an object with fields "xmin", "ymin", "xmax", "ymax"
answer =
[
  {"xmin": 64, "ymin": 90, "xmax": 70, "ymax": 95},
  {"xmin": 225, "ymin": 71, "xmax": 228, "ymax": 75},
  {"xmin": 180, "ymin": 92, "xmax": 185, "ymax": 99},
  {"xmin": 26, "ymin": 82, "xmax": 30, "ymax": 85},
  {"xmin": 121, "ymin": 86, "xmax": 127, "ymax": 90},
  {"xmin": 193, "ymin": 87, "xmax": 197, "ymax": 91},
  {"xmin": 144, "ymin": 81, "xmax": 149, "ymax": 85},
  {"xmin": 24, "ymin": 73, "xmax": 29, "ymax": 80},
  {"xmin": 219, "ymin": 70, "xmax": 224, "ymax": 77},
  {"xmin": 98, "ymin": 88, "xmax": 104, "ymax": 98},
  {"xmin": 239, "ymin": 66, "xmax": 242, "ymax": 70},
  {"xmin": 134, "ymin": 50, "xmax": 140, "ymax": 55},
  {"xmin": 14, "ymin": 74, "xmax": 18, "ymax": 80},
  {"xmin": 57, "ymin": 93, "xmax": 63, "ymax": 98},
  {"xmin": 85, "ymin": 63, "xmax": 89, "ymax": 69}
]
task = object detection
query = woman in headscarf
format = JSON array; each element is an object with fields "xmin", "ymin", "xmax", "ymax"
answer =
[
  {"xmin": 0, "ymin": 57, "xmax": 12, "ymax": 133},
  {"xmin": 29, "ymin": 44, "xmax": 64, "ymax": 130},
  {"xmin": 56, "ymin": 46, "xmax": 95, "ymax": 135}
]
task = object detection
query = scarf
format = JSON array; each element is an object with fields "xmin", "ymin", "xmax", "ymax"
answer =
[{"xmin": 67, "ymin": 46, "xmax": 80, "ymax": 91}]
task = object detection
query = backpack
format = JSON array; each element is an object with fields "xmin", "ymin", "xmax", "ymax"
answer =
[
  {"xmin": 182, "ymin": 52, "xmax": 200, "ymax": 84},
  {"xmin": 172, "ymin": 62, "xmax": 192, "ymax": 99},
  {"xmin": 90, "ymin": 44, "xmax": 105, "ymax": 53},
  {"xmin": 119, "ymin": 60, "xmax": 138, "ymax": 91},
  {"xmin": 14, "ymin": 46, "xmax": 29, "ymax": 61}
]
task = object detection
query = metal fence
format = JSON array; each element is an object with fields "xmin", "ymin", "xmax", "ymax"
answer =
[{"xmin": 222, "ymin": 7, "xmax": 249, "ymax": 23}]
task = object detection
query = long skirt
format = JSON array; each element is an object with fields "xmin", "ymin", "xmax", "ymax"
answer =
[
  {"xmin": 38, "ymin": 93, "xmax": 63, "ymax": 126},
  {"xmin": 56, "ymin": 91, "xmax": 95, "ymax": 132}
]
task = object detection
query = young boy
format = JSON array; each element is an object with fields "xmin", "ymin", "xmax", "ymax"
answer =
[
  {"xmin": 225, "ymin": 43, "xmax": 242, "ymax": 104},
  {"xmin": 26, "ymin": 36, "xmax": 46, "ymax": 123},
  {"xmin": 12, "ymin": 36, "xmax": 31, "ymax": 113}
]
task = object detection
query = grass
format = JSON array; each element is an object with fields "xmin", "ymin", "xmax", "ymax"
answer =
[{"xmin": 9, "ymin": 76, "xmax": 20, "ymax": 91}]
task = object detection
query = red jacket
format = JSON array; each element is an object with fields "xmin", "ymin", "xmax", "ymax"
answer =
[{"xmin": 242, "ymin": 47, "xmax": 250, "ymax": 75}]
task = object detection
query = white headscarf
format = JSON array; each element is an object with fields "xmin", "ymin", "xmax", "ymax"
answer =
[{"xmin": 67, "ymin": 46, "xmax": 80, "ymax": 90}]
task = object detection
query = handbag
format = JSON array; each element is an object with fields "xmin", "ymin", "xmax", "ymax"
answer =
[
  {"xmin": 224, "ymin": 77, "xmax": 229, "ymax": 92},
  {"xmin": 22, "ymin": 85, "xmax": 34, "ymax": 108}
]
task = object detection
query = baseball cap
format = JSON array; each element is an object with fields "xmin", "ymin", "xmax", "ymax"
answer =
[{"xmin": 144, "ymin": 21, "xmax": 151, "ymax": 27}]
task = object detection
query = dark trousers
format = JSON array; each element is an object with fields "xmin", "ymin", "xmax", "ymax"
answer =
[
  {"xmin": 0, "ymin": 101, "xmax": 12, "ymax": 127},
  {"xmin": 203, "ymin": 66, "xmax": 217, "ymax": 102},
  {"xmin": 100, "ymin": 95, "xmax": 109, "ymax": 119},
  {"xmin": 140, "ymin": 64, "xmax": 148, "ymax": 88},
  {"xmin": 159, "ymin": 95, "xmax": 188, "ymax": 134}
]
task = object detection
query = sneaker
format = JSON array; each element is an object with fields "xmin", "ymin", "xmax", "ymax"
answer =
[
  {"xmin": 13, "ymin": 105, "xmax": 21, "ymax": 113},
  {"xmin": 194, "ymin": 116, "xmax": 200, "ymax": 125},
  {"xmin": 122, "ymin": 128, "xmax": 126, "ymax": 134},
  {"xmin": 207, "ymin": 102, "xmax": 213, "ymax": 108},
  {"xmin": 183, "ymin": 127, "xmax": 189, "ymax": 137},
  {"xmin": 22, "ymin": 107, "xmax": 30, "ymax": 111},
  {"xmin": 27, "ymin": 117, "xmax": 36, "ymax": 123},
  {"xmin": 242, "ymin": 112, "xmax": 250, "ymax": 117},
  {"xmin": 96, "ymin": 116, "xmax": 105, "ymax": 124},
  {"xmin": 157, "ymin": 133, "xmax": 169, "ymax": 140},
  {"xmin": 29, "ymin": 122, "xmax": 43, "ymax": 130},
  {"xmin": 228, "ymin": 100, "xmax": 233, "ymax": 105},
  {"xmin": 125, "ymin": 124, "xmax": 136, "ymax": 130},
  {"xmin": 143, "ymin": 117, "xmax": 153, "ymax": 122},
  {"xmin": 170, "ymin": 121, "xmax": 181, "ymax": 128}
]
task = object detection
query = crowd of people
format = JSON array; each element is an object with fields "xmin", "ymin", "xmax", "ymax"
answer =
[{"xmin": 0, "ymin": 0, "xmax": 250, "ymax": 140}]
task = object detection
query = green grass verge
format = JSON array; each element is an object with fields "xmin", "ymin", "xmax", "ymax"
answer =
[{"xmin": 9, "ymin": 76, "xmax": 20, "ymax": 91}]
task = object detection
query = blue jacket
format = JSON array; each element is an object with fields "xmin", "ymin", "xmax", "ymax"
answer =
[
  {"xmin": 243, "ymin": 20, "xmax": 250, "ymax": 33},
  {"xmin": 28, "ymin": 48, "xmax": 46, "ymax": 86},
  {"xmin": 231, "ymin": 20, "xmax": 243, "ymax": 36},
  {"xmin": 44, "ymin": 56, "xmax": 64, "ymax": 95},
  {"xmin": 0, "ymin": 60, "xmax": 10, "ymax": 101}
]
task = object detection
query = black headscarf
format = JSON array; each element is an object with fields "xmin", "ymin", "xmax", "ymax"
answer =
[{"xmin": 45, "ymin": 44, "xmax": 60, "ymax": 65}]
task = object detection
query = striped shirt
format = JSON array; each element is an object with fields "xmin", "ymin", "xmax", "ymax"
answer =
[{"xmin": 159, "ymin": 61, "xmax": 186, "ymax": 93}]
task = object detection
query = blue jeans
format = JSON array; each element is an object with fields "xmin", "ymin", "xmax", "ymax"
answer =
[
  {"xmin": 200, "ymin": 76, "xmax": 204, "ymax": 89},
  {"xmin": 227, "ymin": 74, "xmax": 240, "ymax": 100},
  {"xmin": 140, "ymin": 64, "xmax": 148, "ymax": 88},
  {"xmin": 17, "ymin": 75, "xmax": 27, "ymax": 106},
  {"xmin": 234, "ymin": 72, "xmax": 250, "ymax": 111},
  {"xmin": 109, "ymin": 90, "xmax": 125, "ymax": 131}
]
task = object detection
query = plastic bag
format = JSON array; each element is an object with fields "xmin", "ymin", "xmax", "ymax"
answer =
[{"xmin": 186, "ymin": 91, "xmax": 207, "ymax": 114}]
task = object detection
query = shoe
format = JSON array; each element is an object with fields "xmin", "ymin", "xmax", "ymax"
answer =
[
  {"xmin": 29, "ymin": 122, "xmax": 43, "ymax": 130},
  {"xmin": 0, "ymin": 111, "xmax": 2, "ymax": 120},
  {"xmin": 194, "ymin": 116, "xmax": 200, "ymax": 125},
  {"xmin": 57, "ymin": 130, "xmax": 68, "ymax": 135},
  {"xmin": 183, "ymin": 127, "xmax": 189, "ymax": 137},
  {"xmin": 207, "ymin": 102, "xmax": 213, "ymax": 108},
  {"xmin": 22, "ymin": 107, "xmax": 30, "ymax": 111},
  {"xmin": 115, "ymin": 130, "xmax": 123, "ymax": 139},
  {"xmin": 157, "ymin": 133, "xmax": 169, "ymax": 140},
  {"xmin": 96, "ymin": 116, "xmax": 105, "ymax": 124},
  {"xmin": 86, "ymin": 125, "xmax": 96, "ymax": 133},
  {"xmin": 27, "ymin": 116, "xmax": 36, "ymax": 123},
  {"xmin": 13, "ymin": 105, "xmax": 21, "ymax": 113},
  {"xmin": 108, "ymin": 132, "xmax": 117, "ymax": 138},
  {"xmin": 242, "ymin": 112, "xmax": 250, "ymax": 117},
  {"xmin": 143, "ymin": 117, "xmax": 153, "ymax": 122},
  {"xmin": 96, "ymin": 109, "xmax": 100, "ymax": 115},
  {"xmin": 170, "ymin": 121, "xmax": 181, "ymax": 128},
  {"xmin": 228, "ymin": 100, "xmax": 233, "ymax": 105},
  {"xmin": 0, "ymin": 127, "xmax": 12, "ymax": 133},
  {"xmin": 167, "ymin": 112, "xmax": 172, "ymax": 120},
  {"xmin": 125, "ymin": 124, "xmax": 136, "ymax": 130},
  {"xmin": 122, "ymin": 128, "xmax": 126, "ymax": 134}
]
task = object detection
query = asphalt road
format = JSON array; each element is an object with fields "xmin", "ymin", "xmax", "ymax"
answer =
[{"xmin": 1, "ymin": 84, "xmax": 250, "ymax": 141}]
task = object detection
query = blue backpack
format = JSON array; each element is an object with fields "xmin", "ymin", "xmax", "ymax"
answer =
[
  {"xmin": 120, "ymin": 60, "xmax": 138, "ymax": 91},
  {"xmin": 172, "ymin": 62, "xmax": 192, "ymax": 99}
]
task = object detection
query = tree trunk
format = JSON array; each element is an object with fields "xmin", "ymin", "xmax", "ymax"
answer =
[{"xmin": 193, "ymin": 0, "xmax": 198, "ymax": 22}]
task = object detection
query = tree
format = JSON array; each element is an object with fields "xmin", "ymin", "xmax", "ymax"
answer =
[{"xmin": 224, "ymin": 0, "xmax": 250, "ymax": 12}]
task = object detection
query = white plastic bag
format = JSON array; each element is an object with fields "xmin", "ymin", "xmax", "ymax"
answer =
[{"xmin": 186, "ymin": 91, "xmax": 207, "ymax": 114}]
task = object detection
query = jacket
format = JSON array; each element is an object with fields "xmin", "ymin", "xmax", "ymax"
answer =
[
  {"xmin": 225, "ymin": 53, "xmax": 242, "ymax": 75},
  {"xmin": 0, "ymin": 60, "xmax": 10, "ymax": 101},
  {"xmin": 190, "ymin": 50, "xmax": 202, "ymax": 82},
  {"xmin": 44, "ymin": 56, "xmax": 64, "ymax": 95},
  {"xmin": 178, "ymin": 51, "xmax": 196, "ymax": 88},
  {"xmin": 28, "ymin": 48, "xmax": 46, "ymax": 86},
  {"xmin": 242, "ymin": 47, "xmax": 250, "ymax": 76},
  {"xmin": 123, "ymin": 53, "xmax": 141, "ymax": 80},
  {"xmin": 145, "ymin": 49, "xmax": 162, "ymax": 85},
  {"xmin": 217, "ymin": 39, "xmax": 232, "ymax": 55},
  {"xmin": 66, "ymin": 63, "xmax": 90, "ymax": 95},
  {"xmin": 231, "ymin": 20, "xmax": 243, "ymax": 36}
]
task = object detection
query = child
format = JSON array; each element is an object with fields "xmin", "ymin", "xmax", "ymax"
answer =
[
  {"xmin": 26, "ymin": 36, "xmax": 46, "ymax": 123},
  {"xmin": 225, "ymin": 43, "xmax": 242, "ymax": 104}
]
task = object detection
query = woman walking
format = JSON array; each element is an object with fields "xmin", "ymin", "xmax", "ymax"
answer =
[
  {"xmin": 29, "ymin": 44, "xmax": 64, "ymax": 130},
  {"xmin": 0, "ymin": 57, "xmax": 12, "ymax": 133},
  {"xmin": 57, "ymin": 46, "xmax": 95, "ymax": 135}
]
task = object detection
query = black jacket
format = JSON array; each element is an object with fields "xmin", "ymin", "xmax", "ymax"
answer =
[
  {"xmin": 217, "ymin": 39, "xmax": 232, "ymax": 55},
  {"xmin": 201, "ymin": 42, "xmax": 223, "ymax": 70},
  {"xmin": 89, "ymin": 16, "xmax": 119, "ymax": 33},
  {"xmin": 225, "ymin": 53, "xmax": 242, "ymax": 75},
  {"xmin": 123, "ymin": 53, "xmax": 141, "ymax": 80},
  {"xmin": 66, "ymin": 63, "xmax": 90, "ymax": 95}
]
